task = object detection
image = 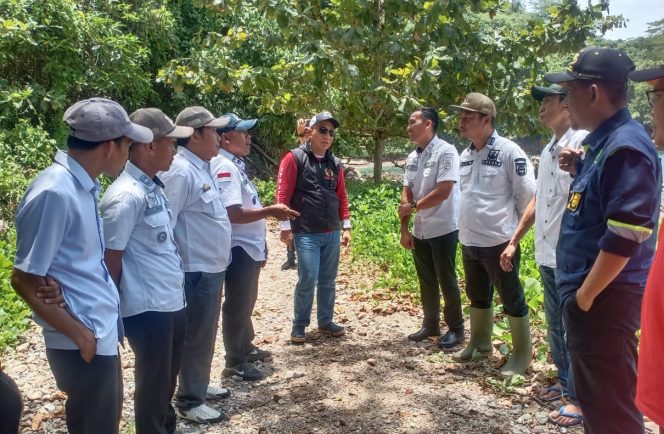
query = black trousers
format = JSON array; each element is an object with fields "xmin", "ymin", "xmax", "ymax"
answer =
[
  {"xmin": 412, "ymin": 230, "xmax": 463, "ymax": 331},
  {"xmin": 563, "ymin": 288, "xmax": 644, "ymax": 434},
  {"xmin": 0, "ymin": 370, "xmax": 22, "ymax": 434},
  {"xmin": 223, "ymin": 246, "xmax": 261, "ymax": 367},
  {"xmin": 124, "ymin": 309, "xmax": 186, "ymax": 434},
  {"xmin": 461, "ymin": 241, "xmax": 528, "ymax": 317},
  {"xmin": 46, "ymin": 349, "xmax": 120, "ymax": 434}
]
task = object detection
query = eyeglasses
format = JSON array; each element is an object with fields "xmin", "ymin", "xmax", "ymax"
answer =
[
  {"xmin": 317, "ymin": 127, "xmax": 335, "ymax": 137},
  {"xmin": 646, "ymin": 88, "xmax": 664, "ymax": 108}
]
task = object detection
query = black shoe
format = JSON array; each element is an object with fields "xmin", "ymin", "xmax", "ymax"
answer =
[
  {"xmin": 318, "ymin": 322, "xmax": 345, "ymax": 337},
  {"xmin": 246, "ymin": 346, "xmax": 272, "ymax": 362},
  {"xmin": 407, "ymin": 326, "xmax": 441, "ymax": 342},
  {"xmin": 438, "ymin": 330, "xmax": 464, "ymax": 349},
  {"xmin": 280, "ymin": 260, "xmax": 297, "ymax": 270},
  {"xmin": 291, "ymin": 326, "xmax": 305, "ymax": 344},
  {"xmin": 222, "ymin": 362, "xmax": 264, "ymax": 381}
]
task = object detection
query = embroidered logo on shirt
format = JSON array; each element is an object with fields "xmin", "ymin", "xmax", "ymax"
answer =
[
  {"xmin": 567, "ymin": 191, "xmax": 582, "ymax": 211},
  {"xmin": 481, "ymin": 148, "xmax": 502, "ymax": 167},
  {"xmin": 461, "ymin": 160, "xmax": 474, "ymax": 167},
  {"xmin": 443, "ymin": 155, "xmax": 453, "ymax": 170},
  {"xmin": 514, "ymin": 158, "xmax": 527, "ymax": 176},
  {"xmin": 202, "ymin": 183, "xmax": 211, "ymax": 192},
  {"xmin": 157, "ymin": 231, "xmax": 167, "ymax": 243}
]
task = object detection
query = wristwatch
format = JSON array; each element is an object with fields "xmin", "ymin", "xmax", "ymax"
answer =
[{"xmin": 410, "ymin": 200, "xmax": 417, "ymax": 211}]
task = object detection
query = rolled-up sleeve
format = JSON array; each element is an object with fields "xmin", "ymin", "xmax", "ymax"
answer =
[{"xmin": 599, "ymin": 148, "xmax": 659, "ymax": 257}]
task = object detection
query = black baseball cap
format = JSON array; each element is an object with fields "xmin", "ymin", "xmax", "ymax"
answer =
[
  {"xmin": 630, "ymin": 65, "xmax": 664, "ymax": 82},
  {"xmin": 531, "ymin": 84, "xmax": 567, "ymax": 102},
  {"xmin": 544, "ymin": 47, "xmax": 635, "ymax": 84}
]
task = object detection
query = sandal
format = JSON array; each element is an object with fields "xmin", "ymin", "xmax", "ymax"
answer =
[
  {"xmin": 538, "ymin": 383, "xmax": 568, "ymax": 402},
  {"xmin": 549, "ymin": 406, "xmax": 584, "ymax": 427}
]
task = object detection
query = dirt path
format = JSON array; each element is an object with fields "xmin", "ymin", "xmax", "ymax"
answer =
[{"xmin": 3, "ymin": 225, "xmax": 596, "ymax": 433}]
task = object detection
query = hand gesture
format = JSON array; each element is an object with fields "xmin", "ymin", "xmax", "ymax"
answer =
[
  {"xmin": 269, "ymin": 204, "xmax": 300, "ymax": 221},
  {"xmin": 559, "ymin": 147, "xmax": 584, "ymax": 176}
]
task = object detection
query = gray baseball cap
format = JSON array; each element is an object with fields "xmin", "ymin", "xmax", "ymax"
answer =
[
  {"xmin": 64, "ymin": 98, "xmax": 153, "ymax": 144},
  {"xmin": 130, "ymin": 108, "xmax": 194, "ymax": 142},
  {"xmin": 175, "ymin": 106, "xmax": 230, "ymax": 129},
  {"xmin": 309, "ymin": 111, "xmax": 340, "ymax": 128}
]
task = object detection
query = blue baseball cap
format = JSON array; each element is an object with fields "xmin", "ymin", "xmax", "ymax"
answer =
[{"xmin": 217, "ymin": 113, "xmax": 258, "ymax": 133}]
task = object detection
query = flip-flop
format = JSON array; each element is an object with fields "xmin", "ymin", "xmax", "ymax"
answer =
[
  {"xmin": 548, "ymin": 406, "xmax": 584, "ymax": 427},
  {"xmin": 538, "ymin": 384, "xmax": 568, "ymax": 402}
]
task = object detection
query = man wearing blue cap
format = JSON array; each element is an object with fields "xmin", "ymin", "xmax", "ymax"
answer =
[
  {"xmin": 548, "ymin": 48, "xmax": 661, "ymax": 433},
  {"xmin": 211, "ymin": 114, "xmax": 298, "ymax": 381},
  {"xmin": 11, "ymin": 97, "xmax": 153, "ymax": 434},
  {"xmin": 500, "ymin": 84, "xmax": 586, "ymax": 427}
]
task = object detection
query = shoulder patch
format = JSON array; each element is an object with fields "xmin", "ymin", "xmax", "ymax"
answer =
[
  {"xmin": 514, "ymin": 158, "xmax": 527, "ymax": 176},
  {"xmin": 461, "ymin": 160, "xmax": 474, "ymax": 167}
]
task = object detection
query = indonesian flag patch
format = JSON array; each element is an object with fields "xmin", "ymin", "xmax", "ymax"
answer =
[{"xmin": 217, "ymin": 172, "xmax": 232, "ymax": 182}]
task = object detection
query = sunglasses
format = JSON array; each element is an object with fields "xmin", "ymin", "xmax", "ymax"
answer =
[
  {"xmin": 646, "ymin": 88, "xmax": 664, "ymax": 108},
  {"xmin": 317, "ymin": 127, "xmax": 335, "ymax": 137}
]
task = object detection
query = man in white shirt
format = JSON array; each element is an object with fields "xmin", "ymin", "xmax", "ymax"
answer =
[
  {"xmin": 499, "ymin": 85, "xmax": 586, "ymax": 426},
  {"xmin": 211, "ymin": 114, "xmax": 298, "ymax": 382},
  {"xmin": 160, "ymin": 106, "xmax": 232, "ymax": 424},
  {"xmin": 451, "ymin": 93, "xmax": 536, "ymax": 377},
  {"xmin": 100, "ymin": 108, "xmax": 195, "ymax": 434},
  {"xmin": 398, "ymin": 107, "xmax": 464, "ymax": 349}
]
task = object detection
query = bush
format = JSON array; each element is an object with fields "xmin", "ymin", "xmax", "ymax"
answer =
[{"xmin": 0, "ymin": 229, "xmax": 31, "ymax": 353}]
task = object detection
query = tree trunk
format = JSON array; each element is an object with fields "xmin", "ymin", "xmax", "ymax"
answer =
[{"xmin": 372, "ymin": 135, "xmax": 385, "ymax": 183}]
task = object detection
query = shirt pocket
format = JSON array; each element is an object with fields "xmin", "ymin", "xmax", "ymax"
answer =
[
  {"xmin": 480, "ymin": 166, "xmax": 505, "ymax": 189},
  {"xmin": 201, "ymin": 188, "xmax": 224, "ymax": 215},
  {"xmin": 144, "ymin": 211, "xmax": 172, "ymax": 248}
]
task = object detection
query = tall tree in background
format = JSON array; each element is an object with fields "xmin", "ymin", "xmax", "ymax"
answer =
[{"xmin": 160, "ymin": 0, "xmax": 622, "ymax": 181}]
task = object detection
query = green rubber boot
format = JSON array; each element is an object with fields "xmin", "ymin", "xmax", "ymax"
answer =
[
  {"xmin": 500, "ymin": 315, "xmax": 532, "ymax": 377},
  {"xmin": 453, "ymin": 307, "xmax": 493, "ymax": 361}
]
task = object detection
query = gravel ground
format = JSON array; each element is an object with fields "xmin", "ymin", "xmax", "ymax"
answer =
[{"xmin": 3, "ymin": 224, "xmax": 642, "ymax": 434}]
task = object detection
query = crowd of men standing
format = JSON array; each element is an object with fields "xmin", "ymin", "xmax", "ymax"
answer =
[{"xmin": 0, "ymin": 46, "xmax": 663, "ymax": 434}]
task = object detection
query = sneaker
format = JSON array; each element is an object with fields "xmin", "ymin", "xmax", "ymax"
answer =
[
  {"xmin": 291, "ymin": 326, "xmax": 305, "ymax": 344},
  {"xmin": 318, "ymin": 322, "xmax": 345, "ymax": 337},
  {"xmin": 222, "ymin": 362, "xmax": 264, "ymax": 381},
  {"xmin": 177, "ymin": 404, "xmax": 225, "ymax": 424},
  {"xmin": 246, "ymin": 347, "xmax": 272, "ymax": 362},
  {"xmin": 206, "ymin": 385, "xmax": 230, "ymax": 400},
  {"xmin": 280, "ymin": 260, "xmax": 297, "ymax": 270}
]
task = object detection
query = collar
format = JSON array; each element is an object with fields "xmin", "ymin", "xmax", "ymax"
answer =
[
  {"xmin": 584, "ymin": 108, "xmax": 632, "ymax": 152},
  {"xmin": 124, "ymin": 161, "xmax": 164, "ymax": 190},
  {"xmin": 469, "ymin": 130, "xmax": 498, "ymax": 152},
  {"xmin": 178, "ymin": 146, "xmax": 207, "ymax": 169},
  {"xmin": 219, "ymin": 148, "xmax": 245, "ymax": 171},
  {"xmin": 416, "ymin": 135, "xmax": 440, "ymax": 154},
  {"xmin": 54, "ymin": 150, "xmax": 99, "ymax": 194}
]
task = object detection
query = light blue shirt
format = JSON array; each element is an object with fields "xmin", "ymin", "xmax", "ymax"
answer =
[
  {"xmin": 14, "ymin": 150, "xmax": 121, "ymax": 356},
  {"xmin": 160, "ymin": 146, "xmax": 232, "ymax": 273},
  {"xmin": 100, "ymin": 161, "xmax": 185, "ymax": 318}
]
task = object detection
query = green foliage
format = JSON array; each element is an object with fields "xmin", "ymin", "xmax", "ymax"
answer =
[
  {"xmin": 0, "ymin": 229, "xmax": 31, "ymax": 352},
  {"xmin": 254, "ymin": 178, "xmax": 276, "ymax": 206}
]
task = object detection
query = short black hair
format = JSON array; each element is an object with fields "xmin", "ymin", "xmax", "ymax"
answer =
[
  {"xmin": 176, "ymin": 126, "xmax": 207, "ymax": 147},
  {"xmin": 579, "ymin": 79, "xmax": 629, "ymax": 106},
  {"xmin": 479, "ymin": 112, "xmax": 496, "ymax": 128},
  {"xmin": 414, "ymin": 107, "xmax": 439, "ymax": 132},
  {"xmin": 67, "ymin": 135, "xmax": 123, "ymax": 150}
]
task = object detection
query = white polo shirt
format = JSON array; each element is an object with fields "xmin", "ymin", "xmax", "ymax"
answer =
[
  {"xmin": 100, "ymin": 161, "xmax": 186, "ymax": 317},
  {"xmin": 459, "ymin": 131, "xmax": 536, "ymax": 247},
  {"xmin": 403, "ymin": 135, "xmax": 460, "ymax": 239},
  {"xmin": 14, "ymin": 150, "xmax": 121, "ymax": 356},
  {"xmin": 211, "ymin": 149, "xmax": 267, "ymax": 262},
  {"xmin": 160, "ymin": 146, "xmax": 232, "ymax": 273},
  {"xmin": 534, "ymin": 128, "xmax": 587, "ymax": 267}
]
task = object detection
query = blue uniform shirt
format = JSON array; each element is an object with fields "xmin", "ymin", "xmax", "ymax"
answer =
[
  {"xmin": 14, "ymin": 150, "xmax": 122, "ymax": 356},
  {"xmin": 556, "ymin": 108, "xmax": 661, "ymax": 303}
]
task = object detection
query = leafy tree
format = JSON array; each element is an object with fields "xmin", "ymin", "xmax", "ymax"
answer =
[{"xmin": 160, "ymin": 0, "xmax": 622, "ymax": 181}]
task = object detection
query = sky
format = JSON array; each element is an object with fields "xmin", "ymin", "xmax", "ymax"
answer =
[{"xmin": 600, "ymin": 0, "xmax": 663, "ymax": 40}]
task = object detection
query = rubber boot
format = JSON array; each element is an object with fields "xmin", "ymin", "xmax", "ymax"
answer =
[
  {"xmin": 500, "ymin": 315, "xmax": 532, "ymax": 377},
  {"xmin": 453, "ymin": 307, "xmax": 493, "ymax": 361}
]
